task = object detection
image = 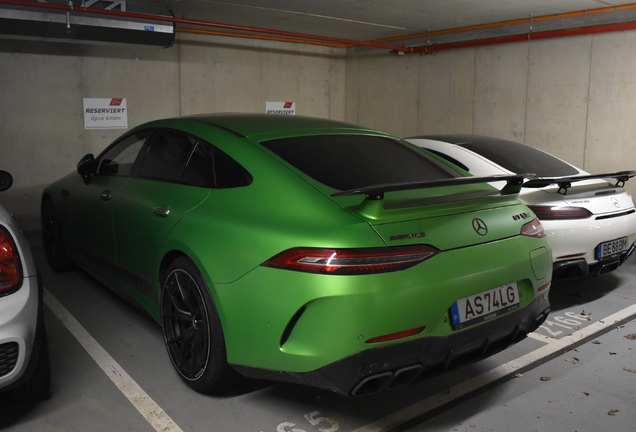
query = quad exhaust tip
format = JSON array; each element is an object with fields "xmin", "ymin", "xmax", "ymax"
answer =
[{"xmin": 351, "ymin": 364, "xmax": 424, "ymax": 397}]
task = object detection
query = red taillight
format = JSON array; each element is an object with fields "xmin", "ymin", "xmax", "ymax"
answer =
[
  {"xmin": 528, "ymin": 206, "xmax": 592, "ymax": 220},
  {"xmin": 366, "ymin": 326, "xmax": 425, "ymax": 344},
  {"xmin": 0, "ymin": 228, "xmax": 21, "ymax": 293},
  {"xmin": 521, "ymin": 219, "xmax": 546, "ymax": 238},
  {"xmin": 261, "ymin": 245, "xmax": 439, "ymax": 275}
]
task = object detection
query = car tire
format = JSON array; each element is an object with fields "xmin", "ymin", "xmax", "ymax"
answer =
[
  {"xmin": 41, "ymin": 198, "xmax": 75, "ymax": 272},
  {"xmin": 161, "ymin": 256, "xmax": 239, "ymax": 393}
]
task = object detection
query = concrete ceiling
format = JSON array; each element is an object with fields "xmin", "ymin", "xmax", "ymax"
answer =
[
  {"xmin": 132, "ymin": 0, "xmax": 636, "ymax": 43},
  {"xmin": 4, "ymin": 0, "xmax": 636, "ymax": 50}
]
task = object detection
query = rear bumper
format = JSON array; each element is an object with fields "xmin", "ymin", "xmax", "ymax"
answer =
[
  {"xmin": 233, "ymin": 292, "xmax": 550, "ymax": 396},
  {"xmin": 552, "ymin": 241, "xmax": 636, "ymax": 281},
  {"xmin": 543, "ymin": 210, "xmax": 636, "ymax": 268},
  {"xmin": 0, "ymin": 274, "xmax": 40, "ymax": 391}
]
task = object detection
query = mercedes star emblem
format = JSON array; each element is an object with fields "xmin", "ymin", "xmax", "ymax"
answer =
[{"xmin": 472, "ymin": 218, "xmax": 488, "ymax": 236}]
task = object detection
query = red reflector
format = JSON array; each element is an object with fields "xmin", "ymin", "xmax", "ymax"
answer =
[
  {"xmin": 556, "ymin": 253, "xmax": 585, "ymax": 259},
  {"xmin": 521, "ymin": 219, "xmax": 546, "ymax": 238},
  {"xmin": 261, "ymin": 245, "xmax": 439, "ymax": 275},
  {"xmin": 538, "ymin": 283, "xmax": 550, "ymax": 292},
  {"xmin": 0, "ymin": 228, "xmax": 20, "ymax": 293},
  {"xmin": 366, "ymin": 327, "xmax": 425, "ymax": 344},
  {"xmin": 529, "ymin": 206, "xmax": 592, "ymax": 220}
]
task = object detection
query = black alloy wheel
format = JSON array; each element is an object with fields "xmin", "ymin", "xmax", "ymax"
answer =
[{"xmin": 160, "ymin": 257, "xmax": 237, "ymax": 393}]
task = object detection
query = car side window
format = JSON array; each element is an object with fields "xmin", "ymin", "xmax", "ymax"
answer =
[
  {"xmin": 182, "ymin": 142, "xmax": 252, "ymax": 188},
  {"xmin": 98, "ymin": 132, "xmax": 150, "ymax": 176},
  {"xmin": 138, "ymin": 130, "xmax": 196, "ymax": 182},
  {"xmin": 138, "ymin": 130, "xmax": 251, "ymax": 188}
]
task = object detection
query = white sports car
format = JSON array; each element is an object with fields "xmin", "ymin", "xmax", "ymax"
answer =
[{"xmin": 406, "ymin": 135, "xmax": 636, "ymax": 280}]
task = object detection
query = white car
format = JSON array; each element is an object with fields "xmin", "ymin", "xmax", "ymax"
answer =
[
  {"xmin": 406, "ymin": 135, "xmax": 636, "ymax": 280},
  {"xmin": 0, "ymin": 170, "xmax": 50, "ymax": 401}
]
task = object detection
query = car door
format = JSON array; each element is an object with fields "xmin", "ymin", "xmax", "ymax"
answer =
[
  {"xmin": 112, "ymin": 130, "xmax": 212, "ymax": 302},
  {"xmin": 70, "ymin": 131, "xmax": 150, "ymax": 276}
]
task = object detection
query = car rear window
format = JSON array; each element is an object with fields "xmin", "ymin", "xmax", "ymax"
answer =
[
  {"xmin": 460, "ymin": 140, "xmax": 580, "ymax": 177},
  {"xmin": 261, "ymin": 135, "xmax": 458, "ymax": 191}
]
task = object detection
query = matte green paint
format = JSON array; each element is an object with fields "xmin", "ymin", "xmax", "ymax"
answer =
[{"xmin": 43, "ymin": 114, "xmax": 552, "ymax": 377}]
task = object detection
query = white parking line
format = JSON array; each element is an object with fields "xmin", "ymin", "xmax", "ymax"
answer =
[
  {"xmin": 43, "ymin": 288, "xmax": 183, "ymax": 432},
  {"xmin": 526, "ymin": 332, "xmax": 558, "ymax": 343},
  {"xmin": 351, "ymin": 302, "xmax": 636, "ymax": 432}
]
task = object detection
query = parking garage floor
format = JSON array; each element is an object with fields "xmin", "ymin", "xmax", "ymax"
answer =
[{"xmin": 1, "ymin": 232, "xmax": 635, "ymax": 432}]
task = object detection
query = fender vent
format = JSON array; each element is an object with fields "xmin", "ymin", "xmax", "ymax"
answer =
[{"xmin": 280, "ymin": 306, "xmax": 306, "ymax": 346}]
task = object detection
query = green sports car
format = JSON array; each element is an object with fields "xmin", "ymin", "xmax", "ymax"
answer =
[{"xmin": 41, "ymin": 114, "xmax": 552, "ymax": 396}]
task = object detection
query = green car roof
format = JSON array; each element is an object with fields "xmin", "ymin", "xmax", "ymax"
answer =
[{"xmin": 143, "ymin": 113, "xmax": 383, "ymax": 140}]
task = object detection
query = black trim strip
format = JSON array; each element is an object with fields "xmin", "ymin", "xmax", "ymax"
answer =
[
  {"xmin": 595, "ymin": 209, "xmax": 636, "ymax": 221},
  {"xmin": 78, "ymin": 248, "xmax": 156, "ymax": 300}
]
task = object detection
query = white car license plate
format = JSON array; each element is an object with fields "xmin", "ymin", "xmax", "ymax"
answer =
[
  {"xmin": 450, "ymin": 282, "xmax": 520, "ymax": 330},
  {"xmin": 596, "ymin": 236, "xmax": 629, "ymax": 260}
]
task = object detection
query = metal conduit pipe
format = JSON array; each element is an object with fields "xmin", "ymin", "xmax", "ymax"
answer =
[
  {"xmin": 410, "ymin": 20, "xmax": 636, "ymax": 55},
  {"xmin": 0, "ymin": 0, "xmax": 413, "ymax": 52},
  {"xmin": 3, "ymin": 0, "xmax": 636, "ymax": 54},
  {"xmin": 176, "ymin": 27, "xmax": 347, "ymax": 48},
  {"xmin": 377, "ymin": 3, "xmax": 636, "ymax": 44}
]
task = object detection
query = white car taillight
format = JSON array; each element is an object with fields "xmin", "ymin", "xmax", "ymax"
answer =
[
  {"xmin": 0, "ymin": 227, "xmax": 21, "ymax": 294},
  {"xmin": 528, "ymin": 206, "xmax": 592, "ymax": 220}
]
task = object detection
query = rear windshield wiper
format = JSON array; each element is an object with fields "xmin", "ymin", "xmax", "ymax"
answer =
[
  {"xmin": 523, "ymin": 170, "xmax": 636, "ymax": 195},
  {"xmin": 332, "ymin": 174, "xmax": 530, "ymax": 200}
]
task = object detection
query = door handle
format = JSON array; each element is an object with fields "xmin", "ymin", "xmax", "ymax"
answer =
[
  {"xmin": 153, "ymin": 207, "xmax": 171, "ymax": 217},
  {"xmin": 100, "ymin": 191, "xmax": 112, "ymax": 201}
]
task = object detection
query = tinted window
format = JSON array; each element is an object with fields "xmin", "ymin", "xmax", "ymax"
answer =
[
  {"xmin": 136, "ymin": 130, "xmax": 251, "ymax": 188},
  {"xmin": 461, "ymin": 140, "xmax": 579, "ymax": 177},
  {"xmin": 138, "ymin": 131, "xmax": 195, "ymax": 182},
  {"xmin": 182, "ymin": 141, "xmax": 252, "ymax": 188},
  {"xmin": 262, "ymin": 135, "xmax": 457, "ymax": 191},
  {"xmin": 98, "ymin": 131, "xmax": 150, "ymax": 176}
]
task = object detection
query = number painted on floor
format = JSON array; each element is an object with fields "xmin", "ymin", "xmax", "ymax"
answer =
[
  {"xmin": 274, "ymin": 412, "xmax": 339, "ymax": 432},
  {"xmin": 304, "ymin": 411, "xmax": 339, "ymax": 432},
  {"xmin": 535, "ymin": 311, "xmax": 594, "ymax": 338},
  {"xmin": 277, "ymin": 423, "xmax": 305, "ymax": 432}
]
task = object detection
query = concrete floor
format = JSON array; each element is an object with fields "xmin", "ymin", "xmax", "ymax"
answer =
[{"xmin": 1, "ymin": 231, "xmax": 635, "ymax": 432}]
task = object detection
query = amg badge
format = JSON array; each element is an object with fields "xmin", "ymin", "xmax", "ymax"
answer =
[{"xmin": 390, "ymin": 232, "xmax": 427, "ymax": 241}]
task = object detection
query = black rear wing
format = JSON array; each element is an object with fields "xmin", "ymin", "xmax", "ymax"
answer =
[
  {"xmin": 332, "ymin": 174, "xmax": 530, "ymax": 200},
  {"xmin": 523, "ymin": 170, "xmax": 636, "ymax": 195}
]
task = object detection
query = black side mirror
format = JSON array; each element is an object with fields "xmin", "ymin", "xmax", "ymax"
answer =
[
  {"xmin": 0, "ymin": 170, "xmax": 13, "ymax": 192},
  {"xmin": 77, "ymin": 154, "xmax": 97, "ymax": 185}
]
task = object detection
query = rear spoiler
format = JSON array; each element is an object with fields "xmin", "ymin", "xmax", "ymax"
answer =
[
  {"xmin": 523, "ymin": 170, "xmax": 636, "ymax": 195},
  {"xmin": 332, "ymin": 174, "xmax": 530, "ymax": 200}
]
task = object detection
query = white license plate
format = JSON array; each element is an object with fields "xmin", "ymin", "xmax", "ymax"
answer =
[
  {"xmin": 450, "ymin": 282, "xmax": 520, "ymax": 330},
  {"xmin": 596, "ymin": 236, "xmax": 629, "ymax": 260}
]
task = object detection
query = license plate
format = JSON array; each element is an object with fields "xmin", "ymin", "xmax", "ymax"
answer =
[
  {"xmin": 450, "ymin": 282, "xmax": 520, "ymax": 330},
  {"xmin": 596, "ymin": 236, "xmax": 629, "ymax": 260}
]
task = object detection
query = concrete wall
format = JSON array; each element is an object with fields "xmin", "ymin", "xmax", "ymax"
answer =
[
  {"xmin": 2, "ymin": 29, "xmax": 636, "ymax": 229},
  {"xmin": 0, "ymin": 34, "xmax": 345, "ymax": 229},
  {"xmin": 345, "ymin": 32, "xmax": 636, "ymax": 198}
]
